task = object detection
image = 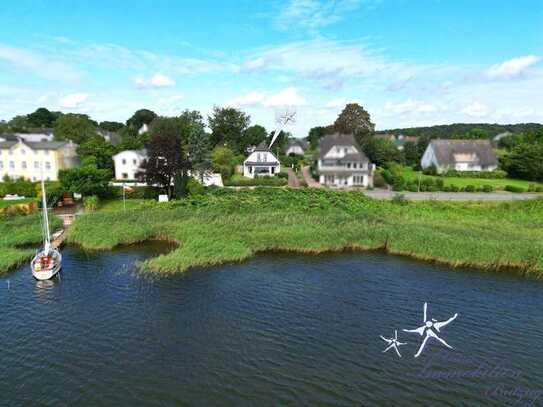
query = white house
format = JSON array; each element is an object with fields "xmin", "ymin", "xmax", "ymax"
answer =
[
  {"xmin": 138, "ymin": 123, "xmax": 149, "ymax": 135},
  {"xmin": 0, "ymin": 138, "xmax": 78, "ymax": 181},
  {"xmin": 243, "ymin": 142, "xmax": 281, "ymax": 178},
  {"xmin": 317, "ymin": 133, "xmax": 374, "ymax": 188},
  {"xmin": 285, "ymin": 139, "xmax": 309, "ymax": 156},
  {"xmin": 421, "ymin": 139, "xmax": 498, "ymax": 173},
  {"xmin": 113, "ymin": 149, "xmax": 147, "ymax": 180}
]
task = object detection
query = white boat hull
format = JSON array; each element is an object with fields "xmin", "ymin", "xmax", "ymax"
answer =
[{"xmin": 31, "ymin": 249, "xmax": 62, "ymax": 280}]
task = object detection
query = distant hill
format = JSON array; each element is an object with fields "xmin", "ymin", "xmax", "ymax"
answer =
[{"xmin": 376, "ymin": 123, "xmax": 543, "ymax": 139}]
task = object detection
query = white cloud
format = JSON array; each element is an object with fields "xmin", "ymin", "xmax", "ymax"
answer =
[
  {"xmin": 132, "ymin": 73, "xmax": 176, "ymax": 89},
  {"xmin": 486, "ymin": 55, "xmax": 541, "ymax": 79},
  {"xmin": 384, "ymin": 99, "xmax": 441, "ymax": 114},
  {"xmin": 0, "ymin": 43, "xmax": 81, "ymax": 82},
  {"xmin": 59, "ymin": 93, "xmax": 89, "ymax": 108},
  {"xmin": 461, "ymin": 102, "xmax": 491, "ymax": 118},
  {"xmin": 325, "ymin": 97, "xmax": 347, "ymax": 109},
  {"xmin": 227, "ymin": 87, "xmax": 307, "ymax": 108},
  {"xmin": 274, "ymin": 0, "xmax": 373, "ymax": 33}
]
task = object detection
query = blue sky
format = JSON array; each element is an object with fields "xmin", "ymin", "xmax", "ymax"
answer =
[{"xmin": 1, "ymin": 0, "xmax": 542, "ymax": 136}]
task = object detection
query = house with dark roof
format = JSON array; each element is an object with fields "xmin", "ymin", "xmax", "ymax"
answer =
[
  {"xmin": 243, "ymin": 141, "xmax": 281, "ymax": 178},
  {"xmin": 317, "ymin": 134, "xmax": 374, "ymax": 188},
  {"xmin": 284, "ymin": 138, "xmax": 309, "ymax": 156},
  {"xmin": 421, "ymin": 139, "xmax": 498, "ymax": 173},
  {"xmin": 0, "ymin": 138, "xmax": 78, "ymax": 181}
]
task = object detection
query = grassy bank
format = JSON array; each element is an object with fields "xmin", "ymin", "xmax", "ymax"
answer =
[
  {"xmin": 0, "ymin": 213, "xmax": 62, "ymax": 272},
  {"xmin": 66, "ymin": 188, "xmax": 543, "ymax": 276}
]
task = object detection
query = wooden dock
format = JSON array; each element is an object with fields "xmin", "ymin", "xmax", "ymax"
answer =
[{"xmin": 51, "ymin": 213, "xmax": 76, "ymax": 249}]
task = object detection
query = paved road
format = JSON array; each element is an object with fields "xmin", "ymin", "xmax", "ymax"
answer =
[
  {"xmin": 301, "ymin": 166, "xmax": 323, "ymax": 188},
  {"xmin": 286, "ymin": 168, "xmax": 300, "ymax": 188},
  {"xmin": 364, "ymin": 190, "xmax": 543, "ymax": 201}
]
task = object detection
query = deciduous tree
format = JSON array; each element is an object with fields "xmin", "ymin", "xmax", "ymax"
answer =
[{"xmin": 208, "ymin": 106, "xmax": 250, "ymax": 154}]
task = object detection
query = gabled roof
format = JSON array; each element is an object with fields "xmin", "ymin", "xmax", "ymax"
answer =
[
  {"xmin": 428, "ymin": 139, "xmax": 497, "ymax": 167},
  {"xmin": 285, "ymin": 138, "xmax": 309, "ymax": 150},
  {"xmin": 254, "ymin": 141, "xmax": 271, "ymax": 152},
  {"xmin": 0, "ymin": 139, "xmax": 71, "ymax": 150},
  {"xmin": 318, "ymin": 133, "xmax": 369, "ymax": 162},
  {"xmin": 113, "ymin": 149, "xmax": 148, "ymax": 159}
]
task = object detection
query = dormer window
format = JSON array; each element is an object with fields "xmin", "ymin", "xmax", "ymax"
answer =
[{"xmin": 344, "ymin": 148, "xmax": 348, "ymax": 154}]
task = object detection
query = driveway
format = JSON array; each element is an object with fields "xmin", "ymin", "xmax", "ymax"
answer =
[
  {"xmin": 364, "ymin": 189, "xmax": 543, "ymax": 201},
  {"xmin": 301, "ymin": 166, "xmax": 323, "ymax": 188},
  {"xmin": 286, "ymin": 168, "xmax": 300, "ymax": 188}
]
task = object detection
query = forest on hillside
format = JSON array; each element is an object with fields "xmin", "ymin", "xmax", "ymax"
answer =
[{"xmin": 376, "ymin": 123, "xmax": 543, "ymax": 138}]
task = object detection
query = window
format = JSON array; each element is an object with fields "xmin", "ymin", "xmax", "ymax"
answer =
[
  {"xmin": 271, "ymin": 166, "xmax": 275, "ymax": 174},
  {"xmin": 122, "ymin": 173, "xmax": 128, "ymax": 179},
  {"xmin": 8, "ymin": 150, "xmax": 13, "ymax": 156},
  {"xmin": 43, "ymin": 150, "xmax": 49, "ymax": 155},
  {"xmin": 9, "ymin": 161, "xmax": 14, "ymax": 169},
  {"xmin": 21, "ymin": 149, "xmax": 26, "ymax": 155},
  {"xmin": 122, "ymin": 159, "xmax": 127, "ymax": 165},
  {"xmin": 22, "ymin": 161, "xmax": 27, "ymax": 169},
  {"xmin": 34, "ymin": 161, "xmax": 40, "ymax": 169},
  {"xmin": 0, "ymin": 161, "xmax": 3, "ymax": 169},
  {"xmin": 347, "ymin": 163, "xmax": 351, "ymax": 169},
  {"xmin": 45, "ymin": 162, "xmax": 51, "ymax": 170},
  {"xmin": 353, "ymin": 162, "xmax": 357, "ymax": 169},
  {"xmin": 133, "ymin": 159, "xmax": 137, "ymax": 165},
  {"xmin": 344, "ymin": 148, "xmax": 348, "ymax": 154}
]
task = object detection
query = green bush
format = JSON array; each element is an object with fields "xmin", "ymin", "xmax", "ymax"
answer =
[
  {"xmin": 83, "ymin": 195, "xmax": 99, "ymax": 212},
  {"xmin": 482, "ymin": 185, "xmax": 494, "ymax": 193},
  {"xmin": 422, "ymin": 165, "xmax": 438, "ymax": 176},
  {"xmin": 504, "ymin": 185, "xmax": 525, "ymax": 193},
  {"xmin": 463, "ymin": 185, "xmax": 476, "ymax": 192},
  {"xmin": 449, "ymin": 185, "xmax": 460, "ymax": 192},
  {"xmin": 536, "ymin": 186, "xmax": 543, "ymax": 193},
  {"xmin": 392, "ymin": 193, "xmax": 408, "ymax": 205},
  {"xmin": 373, "ymin": 171, "xmax": 386, "ymax": 188},
  {"xmin": 444, "ymin": 170, "xmax": 507, "ymax": 179},
  {"xmin": 406, "ymin": 182, "xmax": 418, "ymax": 192},
  {"xmin": 186, "ymin": 177, "xmax": 206, "ymax": 196},
  {"xmin": 223, "ymin": 175, "xmax": 288, "ymax": 187}
]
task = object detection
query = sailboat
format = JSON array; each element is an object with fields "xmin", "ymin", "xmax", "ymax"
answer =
[{"xmin": 31, "ymin": 176, "xmax": 62, "ymax": 280}]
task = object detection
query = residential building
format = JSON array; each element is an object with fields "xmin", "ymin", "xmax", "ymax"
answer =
[
  {"xmin": 0, "ymin": 138, "xmax": 78, "ymax": 181},
  {"xmin": 421, "ymin": 139, "xmax": 498, "ymax": 173},
  {"xmin": 243, "ymin": 142, "xmax": 281, "ymax": 178},
  {"xmin": 113, "ymin": 149, "xmax": 147, "ymax": 180},
  {"xmin": 317, "ymin": 133, "xmax": 374, "ymax": 188},
  {"xmin": 285, "ymin": 138, "xmax": 309, "ymax": 156}
]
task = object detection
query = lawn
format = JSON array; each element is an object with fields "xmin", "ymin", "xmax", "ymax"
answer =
[
  {"xmin": 401, "ymin": 168, "xmax": 542, "ymax": 190},
  {"xmin": 65, "ymin": 188, "xmax": 543, "ymax": 277}
]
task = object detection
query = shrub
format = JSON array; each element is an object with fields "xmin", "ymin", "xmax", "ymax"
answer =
[
  {"xmin": 186, "ymin": 177, "xmax": 206, "ymax": 196},
  {"xmin": 83, "ymin": 195, "xmax": 99, "ymax": 212},
  {"xmin": 482, "ymin": 185, "xmax": 494, "ymax": 193},
  {"xmin": 392, "ymin": 193, "xmax": 408, "ymax": 205},
  {"xmin": 373, "ymin": 171, "xmax": 386, "ymax": 188},
  {"xmin": 223, "ymin": 175, "xmax": 288, "ymax": 187},
  {"xmin": 406, "ymin": 182, "xmax": 418, "ymax": 192},
  {"xmin": 536, "ymin": 186, "xmax": 543, "ymax": 193},
  {"xmin": 504, "ymin": 185, "xmax": 525, "ymax": 193},
  {"xmin": 422, "ymin": 165, "xmax": 438, "ymax": 176},
  {"xmin": 434, "ymin": 178, "xmax": 445, "ymax": 190},
  {"xmin": 449, "ymin": 185, "xmax": 460, "ymax": 192},
  {"xmin": 443, "ymin": 170, "xmax": 507, "ymax": 179},
  {"xmin": 463, "ymin": 185, "xmax": 476, "ymax": 192}
]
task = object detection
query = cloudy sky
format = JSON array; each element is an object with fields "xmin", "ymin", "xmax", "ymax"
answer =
[{"xmin": 0, "ymin": 0, "xmax": 542, "ymax": 136}]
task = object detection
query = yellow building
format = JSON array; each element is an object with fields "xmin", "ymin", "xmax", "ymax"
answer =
[{"xmin": 0, "ymin": 138, "xmax": 78, "ymax": 182}]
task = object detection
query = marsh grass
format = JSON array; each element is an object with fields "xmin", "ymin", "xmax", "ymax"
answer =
[
  {"xmin": 0, "ymin": 212, "xmax": 62, "ymax": 272},
  {"xmin": 65, "ymin": 188, "xmax": 543, "ymax": 276}
]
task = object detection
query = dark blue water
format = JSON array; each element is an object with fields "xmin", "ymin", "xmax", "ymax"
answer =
[{"xmin": 0, "ymin": 244, "xmax": 542, "ymax": 406}]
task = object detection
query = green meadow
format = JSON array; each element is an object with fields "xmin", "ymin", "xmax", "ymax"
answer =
[{"xmin": 65, "ymin": 188, "xmax": 543, "ymax": 277}]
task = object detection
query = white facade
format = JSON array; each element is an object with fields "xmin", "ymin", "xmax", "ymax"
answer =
[
  {"xmin": 14, "ymin": 132, "xmax": 54, "ymax": 143},
  {"xmin": 0, "ymin": 140, "xmax": 77, "ymax": 182},
  {"xmin": 138, "ymin": 124, "xmax": 149, "ymax": 135},
  {"xmin": 113, "ymin": 150, "xmax": 147, "ymax": 180},
  {"xmin": 318, "ymin": 144, "xmax": 373, "ymax": 188},
  {"xmin": 243, "ymin": 149, "xmax": 280, "ymax": 178}
]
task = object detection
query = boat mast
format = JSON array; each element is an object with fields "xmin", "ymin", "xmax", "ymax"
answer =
[{"xmin": 41, "ymin": 167, "xmax": 51, "ymax": 254}]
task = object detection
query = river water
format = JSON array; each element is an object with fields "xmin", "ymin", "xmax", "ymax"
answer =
[{"xmin": 0, "ymin": 243, "xmax": 542, "ymax": 406}]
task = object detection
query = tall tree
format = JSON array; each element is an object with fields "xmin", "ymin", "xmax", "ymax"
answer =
[
  {"xmin": 7, "ymin": 115, "xmax": 32, "ymax": 132},
  {"xmin": 208, "ymin": 106, "xmax": 250, "ymax": 154},
  {"xmin": 361, "ymin": 138, "xmax": 402, "ymax": 167},
  {"xmin": 139, "ymin": 129, "xmax": 186, "ymax": 199},
  {"xmin": 307, "ymin": 125, "xmax": 335, "ymax": 150},
  {"xmin": 178, "ymin": 110, "xmax": 211, "ymax": 178},
  {"xmin": 502, "ymin": 142, "xmax": 543, "ymax": 182},
  {"xmin": 244, "ymin": 125, "xmax": 268, "ymax": 147},
  {"xmin": 334, "ymin": 103, "xmax": 375, "ymax": 142},
  {"xmin": 76, "ymin": 135, "xmax": 117, "ymax": 170},
  {"xmin": 27, "ymin": 107, "xmax": 61, "ymax": 128},
  {"xmin": 54, "ymin": 113, "xmax": 97, "ymax": 144},
  {"xmin": 402, "ymin": 141, "xmax": 420, "ymax": 167},
  {"xmin": 126, "ymin": 109, "xmax": 157, "ymax": 130},
  {"xmin": 99, "ymin": 121, "xmax": 124, "ymax": 132}
]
